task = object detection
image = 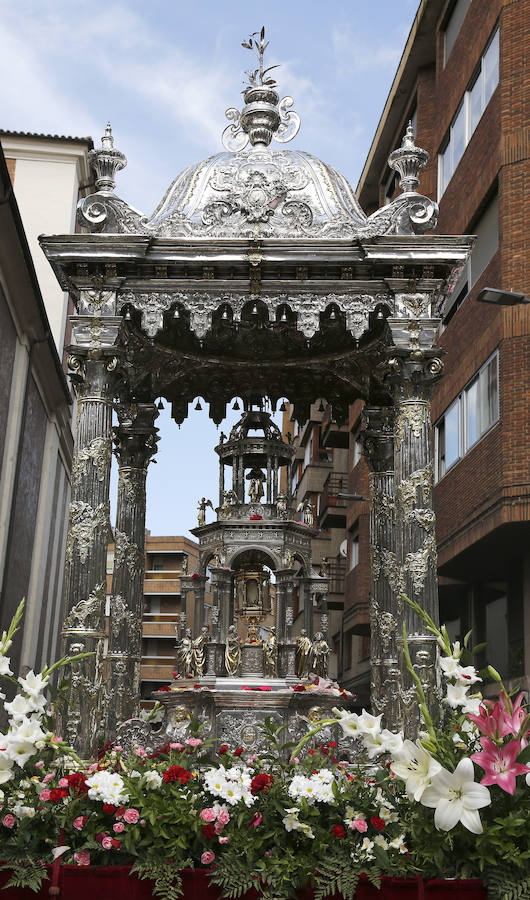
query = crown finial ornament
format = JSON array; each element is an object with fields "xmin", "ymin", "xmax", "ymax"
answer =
[
  {"xmin": 89, "ymin": 121, "xmax": 127, "ymax": 192},
  {"xmin": 222, "ymin": 27, "xmax": 301, "ymax": 151},
  {"xmin": 388, "ymin": 121, "xmax": 429, "ymax": 194}
]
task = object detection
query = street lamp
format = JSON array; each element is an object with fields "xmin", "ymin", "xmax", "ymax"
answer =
[{"xmin": 476, "ymin": 287, "xmax": 530, "ymax": 306}]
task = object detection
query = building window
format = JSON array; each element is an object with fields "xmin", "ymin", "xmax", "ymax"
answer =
[
  {"xmin": 106, "ymin": 550, "xmax": 114, "ymax": 574},
  {"xmin": 438, "ymin": 26, "xmax": 499, "ymax": 196},
  {"xmin": 352, "ymin": 426, "xmax": 363, "ymax": 467},
  {"xmin": 349, "ymin": 526, "xmax": 359, "ymax": 571},
  {"xmin": 443, "ymin": 0, "xmax": 472, "ymax": 65},
  {"xmin": 435, "ymin": 351, "xmax": 499, "ymax": 479},
  {"xmin": 443, "ymin": 191, "xmax": 499, "ymax": 322}
]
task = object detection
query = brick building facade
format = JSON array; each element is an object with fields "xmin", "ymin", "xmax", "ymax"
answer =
[{"xmin": 341, "ymin": 0, "xmax": 530, "ymax": 701}]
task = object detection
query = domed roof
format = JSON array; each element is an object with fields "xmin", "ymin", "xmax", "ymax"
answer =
[{"xmin": 145, "ymin": 146, "xmax": 367, "ymax": 240}]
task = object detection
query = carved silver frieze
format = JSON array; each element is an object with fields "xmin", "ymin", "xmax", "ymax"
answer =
[
  {"xmin": 110, "ymin": 594, "xmax": 137, "ymax": 640},
  {"xmin": 114, "ymin": 529, "xmax": 143, "ymax": 579},
  {"xmin": 404, "ymin": 534, "xmax": 437, "ymax": 596},
  {"xmin": 395, "ymin": 462, "xmax": 434, "ymax": 514},
  {"xmin": 395, "ymin": 401, "xmax": 430, "ymax": 443},
  {"xmin": 63, "ymin": 581, "xmax": 106, "ymax": 632}
]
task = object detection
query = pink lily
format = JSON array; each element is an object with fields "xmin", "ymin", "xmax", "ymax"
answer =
[
  {"xmin": 501, "ymin": 692, "xmax": 528, "ymax": 743},
  {"xmin": 467, "ymin": 701, "xmax": 512, "ymax": 740},
  {"xmin": 471, "ymin": 737, "xmax": 530, "ymax": 795}
]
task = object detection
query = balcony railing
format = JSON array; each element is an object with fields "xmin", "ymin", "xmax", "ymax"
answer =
[
  {"xmin": 327, "ymin": 556, "xmax": 346, "ymax": 595},
  {"xmin": 319, "ymin": 473, "xmax": 349, "ymax": 522}
]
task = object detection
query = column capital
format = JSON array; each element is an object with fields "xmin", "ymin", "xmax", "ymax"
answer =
[
  {"xmin": 362, "ymin": 406, "xmax": 395, "ymax": 473},
  {"xmin": 113, "ymin": 401, "xmax": 160, "ymax": 469}
]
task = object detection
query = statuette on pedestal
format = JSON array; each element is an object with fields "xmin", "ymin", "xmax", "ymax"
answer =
[
  {"xmin": 220, "ymin": 489, "xmax": 238, "ymax": 518},
  {"xmin": 311, "ymin": 631, "xmax": 330, "ymax": 677},
  {"xmin": 197, "ymin": 497, "xmax": 214, "ymax": 526},
  {"xmin": 295, "ymin": 628, "xmax": 312, "ymax": 679},
  {"xmin": 192, "ymin": 627, "xmax": 210, "ymax": 677},
  {"xmin": 298, "ymin": 498, "xmax": 315, "ymax": 527},
  {"xmin": 225, "ymin": 624, "xmax": 242, "ymax": 676},
  {"xmin": 275, "ymin": 491, "xmax": 288, "ymax": 519},
  {"xmin": 176, "ymin": 628, "xmax": 194, "ymax": 677},
  {"xmin": 263, "ymin": 626, "xmax": 278, "ymax": 678},
  {"xmin": 247, "ymin": 467, "xmax": 265, "ymax": 502}
]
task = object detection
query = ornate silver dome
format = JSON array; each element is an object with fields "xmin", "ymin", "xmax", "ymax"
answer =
[
  {"xmin": 146, "ymin": 146, "xmax": 367, "ymax": 239},
  {"xmin": 77, "ymin": 34, "xmax": 438, "ymax": 239}
]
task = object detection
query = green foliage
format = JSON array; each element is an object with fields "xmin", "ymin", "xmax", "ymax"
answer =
[
  {"xmin": 131, "ymin": 859, "xmax": 189, "ymax": 900},
  {"xmin": 0, "ymin": 859, "xmax": 46, "ymax": 893},
  {"xmin": 313, "ymin": 848, "xmax": 381, "ymax": 900},
  {"xmin": 486, "ymin": 867, "xmax": 530, "ymax": 900},
  {"xmin": 208, "ymin": 856, "xmax": 257, "ymax": 898}
]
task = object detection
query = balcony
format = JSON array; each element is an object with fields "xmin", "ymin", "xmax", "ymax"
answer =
[
  {"xmin": 319, "ymin": 473, "xmax": 349, "ymax": 529},
  {"xmin": 321, "ymin": 409, "xmax": 349, "ymax": 449},
  {"xmin": 140, "ymin": 656, "xmax": 175, "ymax": 681},
  {"xmin": 327, "ymin": 556, "xmax": 346, "ymax": 596},
  {"xmin": 296, "ymin": 458, "xmax": 333, "ymax": 499},
  {"xmin": 142, "ymin": 614, "xmax": 180, "ymax": 638}
]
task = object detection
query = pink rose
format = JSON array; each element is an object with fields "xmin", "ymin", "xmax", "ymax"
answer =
[
  {"xmin": 200, "ymin": 808, "xmax": 217, "ymax": 823},
  {"xmin": 40, "ymin": 789, "xmax": 51, "ymax": 802},
  {"xmin": 218, "ymin": 836, "xmax": 229, "ymax": 844},
  {"xmin": 351, "ymin": 818, "xmax": 368, "ymax": 833},
  {"xmin": 140, "ymin": 819, "xmax": 146, "ymax": 825},
  {"xmin": 73, "ymin": 816, "xmax": 88, "ymax": 831},
  {"xmin": 101, "ymin": 835, "xmax": 113, "ymax": 850},
  {"xmin": 43, "ymin": 773, "xmax": 55, "ymax": 784},
  {"xmin": 58, "ymin": 777, "xmax": 69, "ymax": 788},
  {"xmin": 113, "ymin": 822, "xmax": 125, "ymax": 833},
  {"xmin": 201, "ymin": 850, "xmax": 215, "ymax": 865},
  {"xmin": 2, "ymin": 815, "xmax": 15, "ymax": 829},
  {"xmin": 74, "ymin": 851, "xmax": 90, "ymax": 866},
  {"xmin": 185, "ymin": 738, "xmax": 203, "ymax": 747},
  {"xmin": 123, "ymin": 808, "xmax": 139, "ymax": 824},
  {"xmin": 217, "ymin": 809, "xmax": 230, "ymax": 826},
  {"xmin": 170, "ymin": 742, "xmax": 184, "ymax": 750}
]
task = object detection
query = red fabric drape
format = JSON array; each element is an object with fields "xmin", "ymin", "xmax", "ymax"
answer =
[{"xmin": 0, "ymin": 867, "xmax": 488, "ymax": 899}]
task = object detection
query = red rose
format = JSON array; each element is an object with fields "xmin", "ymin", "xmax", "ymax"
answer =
[
  {"xmin": 110, "ymin": 838, "xmax": 120, "ymax": 850},
  {"xmin": 202, "ymin": 823, "xmax": 216, "ymax": 840},
  {"xmin": 251, "ymin": 773, "xmax": 274, "ymax": 795},
  {"xmin": 163, "ymin": 765, "xmax": 193, "ymax": 784},
  {"xmin": 292, "ymin": 684, "xmax": 305, "ymax": 692},
  {"xmin": 328, "ymin": 741, "xmax": 337, "ymax": 749},
  {"xmin": 192, "ymin": 573, "xmax": 199, "ymax": 579},
  {"xmin": 370, "ymin": 817, "xmax": 385, "ymax": 832},
  {"xmin": 233, "ymin": 747, "xmax": 244, "ymax": 757},
  {"xmin": 102, "ymin": 804, "xmax": 117, "ymax": 815},
  {"xmin": 49, "ymin": 788, "xmax": 68, "ymax": 803},
  {"xmin": 157, "ymin": 685, "xmax": 171, "ymax": 692},
  {"xmin": 115, "ymin": 807, "xmax": 125, "ymax": 820},
  {"xmin": 218, "ymin": 745, "xmax": 228, "ymax": 755},
  {"xmin": 332, "ymin": 825, "xmax": 346, "ymax": 839},
  {"xmin": 249, "ymin": 515, "xmax": 263, "ymax": 520}
]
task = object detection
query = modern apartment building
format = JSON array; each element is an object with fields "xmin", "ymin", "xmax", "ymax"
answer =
[
  {"xmin": 106, "ymin": 533, "xmax": 205, "ymax": 702},
  {"xmin": 343, "ymin": 0, "xmax": 530, "ymax": 701}
]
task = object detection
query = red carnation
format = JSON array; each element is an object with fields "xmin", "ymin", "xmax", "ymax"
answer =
[
  {"xmin": 102, "ymin": 804, "xmax": 117, "ymax": 815},
  {"xmin": 328, "ymin": 741, "xmax": 337, "ymax": 749},
  {"xmin": 110, "ymin": 838, "xmax": 120, "ymax": 850},
  {"xmin": 192, "ymin": 573, "xmax": 200, "ymax": 579},
  {"xmin": 163, "ymin": 765, "xmax": 193, "ymax": 784},
  {"xmin": 292, "ymin": 684, "xmax": 305, "ymax": 692},
  {"xmin": 233, "ymin": 747, "xmax": 244, "ymax": 757},
  {"xmin": 332, "ymin": 825, "xmax": 346, "ymax": 839},
  {"xmin": 251, "ymin": 773, "xmax": 274, "ymax": 795},
  {"xmin": 49, "ymin": 788, "xmax": 68, "ymax": 803},
  {"xmin": 157, "ymin": 685, "xmax": 171, "ymax": 692},
  {"xmin": 202, "ymin": 823, "xmax": 216, "ymax": 840},
  {"xmin": 218, "ymin": 745, "xmax": 228, "ymax": 755},
  {"xmin": 370, "ymin": 817, "xmax": 385, "ymax": 832},
  {"xmin": 67, "ymin": 772, "xmax": 89, "ymax": 795}
]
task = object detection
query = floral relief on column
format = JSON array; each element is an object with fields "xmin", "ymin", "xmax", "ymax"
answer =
[
  {"xmin": 66, "ymin": 500, "xmax": 111, "ymax": 565},
  {"xmin": 63, "ymin": 581, "xmax": 106, "ymax": 631},
  {"xmin": 71, "ymin": 436, "xmax": 113, "ymax": 484},
  {"xmin": 114, "ymin": 529, "xmax": 143, "ymax": 578}
]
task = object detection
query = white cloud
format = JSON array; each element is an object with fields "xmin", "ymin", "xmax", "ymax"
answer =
[{"xmin": 331, "ymin": 22, "xmax": 409, "ymax": 76}]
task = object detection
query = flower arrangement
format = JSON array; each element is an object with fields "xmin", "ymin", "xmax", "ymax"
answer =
[{"xmin": 0, "ymin": 599, "xmax": 528, "ymax": 900}]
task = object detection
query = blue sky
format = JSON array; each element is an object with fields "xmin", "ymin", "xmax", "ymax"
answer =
[{"xmin": 0, "ymin": 0, "xmax": 419, "ymax": 538}]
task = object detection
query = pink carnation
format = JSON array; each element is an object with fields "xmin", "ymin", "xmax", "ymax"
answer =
[
  {"xmin": 185, "ymin": 738, "xmax": 203, "ymax": 747},
  {"xmin": 170, "ymin": 742, "xmax": 185, "ymax": 751},
  {"xmin": 123, "ymin": 808, "xmax": 139, "ymax": 824},
  {"xmin": 40, "ymin": 789, "xmax": 51, "ymax": 802},
  {"xmin": 214, "ymin": 819, "xmax": 224, "ymax": 835},
  {"xmin": 43, "ymin": 773, "xmax": 55, "ymax": 784},
  {"xmin": 58, "ymin": 777, "xmax": 69, "ymax": 788},
  {"xmin": 351, "ymin": 818, "xmax": 368, "ymax": 832},
  {"xmin": 34, "ymin": 760, "xmax": 44, "ymax": 769},
  {"xmin": 218, "ymin": 836, "xmax": 229, "ymax": 844},
  {"xmin": 101, "ymin": 835, "xmax": 113, "ymax": 850},
  {"xmin": 73, "ymin": 816, "xmax": 88, "ymax": 831},
  {"xmin": 200, "ymin": 808, "xmax": 217, "ymax": 823},
  {"xmin": 217, "ymin": 809, "xmax": 230, "ymax": 826},
  {"xmin": 2, "ymin": 815, "xmax": 15, "ymax": 829},
  {"xmin": 74, "ymin": 851, "xmax": 90, "ymax": 866},
  {"xmin": 113, "ymin": 822, "xmax": 125, "ymax": 833},
  {"xmin": 201, "ymin": 850, "xmax": 215, "ymax": 865}
]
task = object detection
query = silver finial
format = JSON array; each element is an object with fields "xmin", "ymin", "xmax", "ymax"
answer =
[
  {"xmin": 221, "ymin": 27, "xmax": 300, "ymax": 152},
  {"xmin": 89, "ymin": 122, "xmax": 127, "ymax": 192},
  {"xmin": 387, "ymin": 120, "xmax": 429, "ymax": 194}
]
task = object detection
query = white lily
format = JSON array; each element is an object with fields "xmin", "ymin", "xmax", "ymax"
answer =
[
  {"xmin": 454, "ymin": 666, "xmax": 482, "ymax": 685},
  {"xmin": 390, "ymin": 739, "xmax": 442, "ymax": 801},
  {"xmin": 0, "ymin": 656, "xmax": 13, "ymax": 676},
  {"xmin": 461, "ymin": 694, "xmax": 483, "ymax": 716},
  {"xmin": 420, "ymin": 757, "xmax": 491, "ymax": 833},
  {"xmin": 0, "ymin": 752, "xmax": 14, "ymax": 784},
  {"xmin": 4, "ymin": 694, "xmax": 34, "ymax": 721},
  {"xmin": 439, "ymin": 656, "xmax": 461, "ymax": 678}
]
